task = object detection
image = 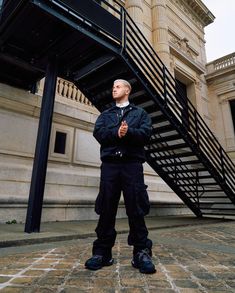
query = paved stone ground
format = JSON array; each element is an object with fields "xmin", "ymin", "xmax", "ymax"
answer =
[{"xmin": 0, "ymin": 221, "xmax": 235, "ymax": 293}]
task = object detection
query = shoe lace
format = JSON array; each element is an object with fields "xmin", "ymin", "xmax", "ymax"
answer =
[
  {"xmin": 138, "ymin": 249, "xmax": 152, "ymax": 263},
  {"xmin": 92, "ymin": 255, "xmax": 103, "ymax": 261}
]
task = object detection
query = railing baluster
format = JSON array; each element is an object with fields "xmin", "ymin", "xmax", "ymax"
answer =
[
  {"xmin": 163, "ymin": 66, "xmax": 167, "ymax": 107},
  {"xmin": 194, "ymin": 111, "xmax": 200, "ymax": 148},
  {"xmin": 121, "ymin": 7, "xmax": 126, "ymax": 50},
  {"xmin": 220, "ymin": 147, "xmax": 226, "ymax": 183}
]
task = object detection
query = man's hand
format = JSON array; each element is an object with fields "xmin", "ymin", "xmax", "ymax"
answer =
[{"xmin": 118, "ymin": 121, "xmax": 128, "ymax": 138}]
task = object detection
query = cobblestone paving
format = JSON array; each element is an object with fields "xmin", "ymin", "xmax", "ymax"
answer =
[{"xmin": 0, "ymin": 221, "xmax": 235, "ymax": 292}]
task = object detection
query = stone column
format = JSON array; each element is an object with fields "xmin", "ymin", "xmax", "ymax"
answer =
[
  {"xmin": 125, "ymin": 0, "xmax": 144, "ymax": 31},
  {"xmin": 152, "ymin": 0, "xmax": 170, "ymax": 69}
]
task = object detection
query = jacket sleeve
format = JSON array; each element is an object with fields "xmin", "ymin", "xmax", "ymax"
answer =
[
  {"xmin": 125, "ymin": 109, "xmax": 152, "ymax": 145},
  {"xmin": 93, "ymin": 113, "xmax": 119, "ymax": 145}
]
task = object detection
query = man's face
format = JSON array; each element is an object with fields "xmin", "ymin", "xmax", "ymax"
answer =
[{"xmin": 112, "ymin": 81, "xmax": 129, "ymax": 101}]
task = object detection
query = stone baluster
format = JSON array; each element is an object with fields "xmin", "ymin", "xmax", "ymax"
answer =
[
  {"xmin": 72, "ymin": 84, "xmax": 78, "ymax": 101},
  {"xmin": 63, "ymin": 80, "xmax": 69, "ymax": 98},
  {"xmin": 56, "ymin": 78, "xmax": 92, "ymax": 106},
  {"xmin": 57, "ymin": 79, "xmax": 64, "ymax": 96},
  {"xmin": 67, "ymin": 82, "xmax": 73, "ymax": 99}
]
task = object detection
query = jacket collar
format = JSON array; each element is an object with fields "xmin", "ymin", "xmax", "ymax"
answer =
[
  {"xmin": 108, "ymin": 103, "xmax": 136, "ymax": 112},
  {"xmin": 116, "ymin": 101, "xmax": 130, "ymax": 108}
]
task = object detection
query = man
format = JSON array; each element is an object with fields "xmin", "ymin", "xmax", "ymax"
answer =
[{"xmin": 85, "ymin": 79, "xmax": 156, "ymax": 274}]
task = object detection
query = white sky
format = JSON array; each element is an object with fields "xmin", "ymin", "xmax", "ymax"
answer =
[{"xmin": 202, "ymin": 0, "xmax": 235, "ymax": 62}]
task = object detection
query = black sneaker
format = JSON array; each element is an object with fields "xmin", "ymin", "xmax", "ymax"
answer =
[
  {"xmin": 131, "ymin": 248, "xmax": 156, "ymax": 274},
  {"xmin": 85, "ymin": 255, "xmax": 114, "ymax": 270}
]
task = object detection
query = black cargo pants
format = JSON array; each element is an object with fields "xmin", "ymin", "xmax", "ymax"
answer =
[{"xmin": 93, "ymin": 161, "xmax": 152, "ymax": 258}]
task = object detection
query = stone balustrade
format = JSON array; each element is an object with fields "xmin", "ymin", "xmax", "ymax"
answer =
[
  {"xmin": 206, "ymin": 52, "xmax": 235, "ymax": 74},
  {"xmin": 57, "ymin": 78, "xmax": 93, "ymax": 107}
]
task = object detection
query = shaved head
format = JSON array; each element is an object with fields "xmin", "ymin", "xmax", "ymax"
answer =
[{"xmin": 113, "ymin": 79, "xmax": 132, "ymax": 92}]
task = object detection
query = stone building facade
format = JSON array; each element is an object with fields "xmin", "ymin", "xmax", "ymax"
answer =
[
  {"xmin": 206, "ymin": 53, "xmax": 235, "ymax": 161},
  {"xmin": 0, "ymin": 0, "xmax": 233, "ymax": 223}
]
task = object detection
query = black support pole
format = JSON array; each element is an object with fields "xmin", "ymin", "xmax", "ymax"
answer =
[{"xmin": 25, "ymin": 56, "xmax": 58, "ymax": 233}]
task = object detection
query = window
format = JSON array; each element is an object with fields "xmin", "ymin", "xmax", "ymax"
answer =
[
  {"xmin": 54, "ymin": 131, "xmax": 67, "ymax": 154},
  {"xmin": 49, "ymin": 124, "xmax": 73, "ymax": 162},
  {"xmin": 230, "ymin": 100, "xmax": 235, "ymax": 133}
]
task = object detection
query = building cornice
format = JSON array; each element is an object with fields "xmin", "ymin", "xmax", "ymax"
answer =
[
  {"xmin": 184, "ymin": 0, "xmax": 215, "ymax": 26},
  {"xmin": 169, "ymin": 0, "xmax": 215, "ymax": 28}
]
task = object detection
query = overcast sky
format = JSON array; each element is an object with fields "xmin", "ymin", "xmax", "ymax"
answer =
[{"xmin": 202, "ymin": 0, "xmax": 235, "ymax": 62}]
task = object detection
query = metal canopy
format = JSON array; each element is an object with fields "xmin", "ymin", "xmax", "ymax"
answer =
[{"xmin": 0, "ymin": 0, "xmax": 122, "ymax": 90}]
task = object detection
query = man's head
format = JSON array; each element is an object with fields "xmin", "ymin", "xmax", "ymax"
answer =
[{"xmin": 112, "ymin": 79, "xmax": 132, "ymax": 103}]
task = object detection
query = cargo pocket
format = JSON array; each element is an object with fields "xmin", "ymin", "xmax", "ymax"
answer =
[
  {"xmin": 95, "ymin": 181, "xmax": 105, "ymax": 215},
  {"xmin": 135, "ymin": 183, "xmax": 150, "ymax": 216}
]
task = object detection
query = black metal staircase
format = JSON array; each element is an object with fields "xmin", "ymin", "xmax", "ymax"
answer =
[{"xmin": 0, "ymin": 0, "xmax": 235, "ymax": 220}]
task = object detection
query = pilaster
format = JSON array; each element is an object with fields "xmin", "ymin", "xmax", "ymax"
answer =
[
  {"xmin": 125, "ymin": 0, "xmax": 144, "ymax": 31},
  {"xmin": 152, "ymin": 0, "xmax": 171, "ymax": 69}
]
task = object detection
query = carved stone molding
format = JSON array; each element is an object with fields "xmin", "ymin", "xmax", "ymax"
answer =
[
  {"xmin": 218, "ymin": 91, "xmax": 235, "ymax": 105},
  {"xmin": 169, "ymin": 0, "xmax": 214, "ymax": 29},
  {"xmin": 169, "ymin": 31, "xmax": 198, "ymax": 61},
  {"xmin": 169, "ymin": 30, "xmax": 204, "ymax": 74}
]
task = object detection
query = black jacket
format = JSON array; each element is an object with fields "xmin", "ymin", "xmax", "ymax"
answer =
[{"xmin": 93, "ymin": 103, "xmax": 152, "ymax": 162}]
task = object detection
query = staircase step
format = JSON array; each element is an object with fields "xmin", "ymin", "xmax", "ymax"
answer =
[
  {"xmin": 166, "ymin": 168, "xmax": 207, "ymax": 174},
  {"xmin": 170, "ymin": 174, "xmax": 213, "ymax": 180},
  {"xmin": 200, "ymin": 201, "xmax": 232, "ymax": 205},
  {"xmin": 74, "ymin": 55, "xmax": 116, "ymax": 81},
  {"xmin": 201, "ymin": 207, "xmax": 235, "ymax": 211},
  {"xmin": 130, "ymin": 92, "xmax": 149, "ymax": 105},
  {"xmin": 202, "ymin": 212, "xmax": 235, "ymax": 220},
  {"xmin": 179, "ymin": 187, "xmax": 222, "ymax": 192},
  {"xmin": 152, "ymin": 124, "xmax": 175, "ymax": 134},
  {"xmin": 147, "ymin": 151, "xmax": 194, "ymax": 159},
  {"xmin": 143, "ymin": 104, "xmax": 160, "ymax": 113},
  {"xmin": 147, "ymin": 150, "xmax": 193, "ymax": 159},
  {"xmin": 150, "ymin": 134, "xmax": 181, "ymax": 144},
  {"xmin": 202, "ymin": 197, "xmax": 228, "ymax": 199},
  {"xmin": 189, "ymin": 196, "xmax": 228, "ymax": 199},
  {"xmin": 160, "ymin": 160, "xmax": 201, "ymax": 168},
  {"xmin": 200, "ymin": 189, "xmax": 223, "ymax": 193},
  {"xmin": 177, "ymin": 181, "xmax": 218, "ymax": 187},
  {"xmin": 151, "ymin": 115, "xmax": 168, "ymax": 124},
  {"xmin": 152, "ymin": 143, "xmax": 188, "ymax": 152}
]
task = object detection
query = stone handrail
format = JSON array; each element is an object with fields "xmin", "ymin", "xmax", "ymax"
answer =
[
  {"xmin": 206, "ymin": 52, "xmax": 235, "ymax": 74},
  {"xmin": 57, "ymin": 78, "xmax": 93, "ymax": 106}
]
